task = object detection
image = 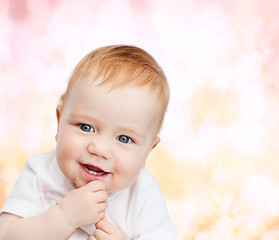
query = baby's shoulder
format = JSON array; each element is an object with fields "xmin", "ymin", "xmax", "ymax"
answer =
[
  {"xmin": 25, "ymin": 149, "xmax": 56, "ymax": 172},
  {"xmin": 137, "ymin": 169, "xmax": 158, "ymax": 184},
  {"xmin": 131, "ymin": 169, "xmax": 161, "ymax": 197}
]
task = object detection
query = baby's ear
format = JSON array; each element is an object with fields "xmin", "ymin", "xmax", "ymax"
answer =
[
  {"xmin": 152, "ymin": 136, "xmax": 160, "ymax": 150},
  {"xmin": 56, "ymin": 107, "xmax": 61, "ymax": 122},
  {"xmin": 55, "ymin": 107, "xmax": 61, "ymax": 141}
]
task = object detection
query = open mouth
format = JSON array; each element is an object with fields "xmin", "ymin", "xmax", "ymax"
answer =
[{"xmin": 82, "ymin": 164, "xmax": 109, "ymax": 176}]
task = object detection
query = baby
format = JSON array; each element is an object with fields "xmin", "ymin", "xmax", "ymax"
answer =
[{"xmin": 0, "ymin": 45, "xmax": 176, "ymax": 240}]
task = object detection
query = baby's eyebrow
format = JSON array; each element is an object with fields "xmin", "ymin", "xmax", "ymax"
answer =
[{"xmin": 70, "ymin": 113, "xmax": 99, "ymax": 124}]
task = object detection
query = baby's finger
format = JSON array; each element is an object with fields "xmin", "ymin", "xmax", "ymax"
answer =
[
  {"xmin": 93, "ymin": 228, "xmax": 108, "ymax": 239},
  {"xmin": 96, "ymin": 218, "xmax": 115, "ymax": 234},
  {"xmin": 98, "ymin": 201, "xmax": 108, "ymax": 213},
  {"xmin": 88, "ymin": 235, "xmax": 97, "ymax": 240},
  {"xmin": 86, "ymin": 180, "xmax": 106, "ymax": 192},
  {"xmin": 97, "ymin": 211, "xmax": 106, "ymax": 223},
  {"xmin": 92, "ymin": 190, "xmax": 108, "ymax": 203}
]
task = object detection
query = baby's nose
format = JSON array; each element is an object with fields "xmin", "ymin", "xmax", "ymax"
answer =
[{"xmin": 87, "ymin": 138, "xmax": 110, "ymax": 160}]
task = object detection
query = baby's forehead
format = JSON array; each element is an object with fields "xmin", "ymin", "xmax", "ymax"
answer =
[
  {"xmin": 73, "ymin": 75, "xmax": 159, "ymax": 98},
  {"xmin": 73, "ymin": 70, "xmax": 160, "ymax": 97}
]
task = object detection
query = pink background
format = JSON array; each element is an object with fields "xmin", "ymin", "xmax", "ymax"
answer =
[{"xmin": 2, "ymin": 0, "xmax": 279, "ymax": 239}]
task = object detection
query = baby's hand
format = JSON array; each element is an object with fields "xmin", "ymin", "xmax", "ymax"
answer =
[
  {"xmin": 89, "ymin": 217, "xmax": 127, "ymax": 240},
  {"xmin": 58, "ymin": 180, "xmax": 108, "ymax": 230}
]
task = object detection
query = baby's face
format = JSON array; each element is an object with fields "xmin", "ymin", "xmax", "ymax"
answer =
[{"xmin": 55, "ymin": 79, "xmax": 161, "ymax": 194}]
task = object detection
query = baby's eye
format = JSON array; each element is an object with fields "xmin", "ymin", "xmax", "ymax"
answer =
[
  {"xmin": 117, "ymin": 135, "xmax": 132, "ymax": 144},
  {"xmin": 80, "ymin": 124, "xmax": 94, "ymax": 133}
]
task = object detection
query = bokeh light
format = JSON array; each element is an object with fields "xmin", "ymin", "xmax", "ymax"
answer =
[{"xmin": 2, "ymin": 0, "xmax": 279, "ymax": 239}]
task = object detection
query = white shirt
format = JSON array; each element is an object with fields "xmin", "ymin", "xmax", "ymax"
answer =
[{"xmin": 0, "ymin": 150, "xmax": 176, "ymax": 240}]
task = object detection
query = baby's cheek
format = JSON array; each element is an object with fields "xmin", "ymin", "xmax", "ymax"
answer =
[
  {"xmin": 60, "ymin": 138, "xmax": 79, "ymax": 158},
  {"xmin": 56, "ymin": 140, "xmax": 79, "ymax": 179},
  {"xmin": 56, "ymin": 134, "xmax": 78, "ymax": 160},
  {"xmin": 122, "ymin": 160, "xmax": 143, "ymax": 179}
]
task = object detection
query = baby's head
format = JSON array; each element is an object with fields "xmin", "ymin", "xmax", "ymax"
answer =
[
  {"xmin": 58, "ymin": 45, "xmax": 169, "ymax": 134},
  {"xmin": 55, "ymin": 45, "xmax": 170, "ymax": 193}
]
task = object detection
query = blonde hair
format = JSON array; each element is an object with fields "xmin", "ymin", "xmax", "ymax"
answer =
[{"xmin": 58, "ymin": 45, "xmax": 169, "ymax": 132}]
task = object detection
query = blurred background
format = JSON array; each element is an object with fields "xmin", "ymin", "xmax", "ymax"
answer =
[{"xmin": 2, "ymin": 0, "xmax": 279, "ymax": 239}]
